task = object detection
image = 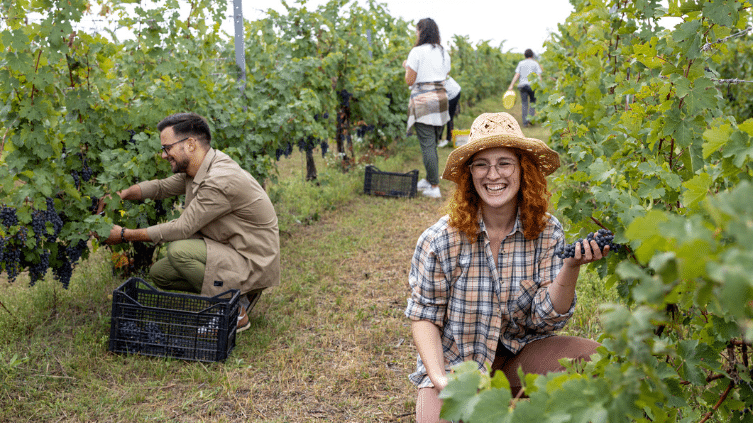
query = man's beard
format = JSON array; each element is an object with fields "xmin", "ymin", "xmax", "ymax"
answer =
[{"xmin": 171, "ymin": 157, "xmax": 190, "ymax": 174}]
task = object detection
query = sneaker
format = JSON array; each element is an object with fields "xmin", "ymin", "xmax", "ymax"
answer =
[
  {"xmin": 416, "ymin": 178, "xmax": 431, "ymax": 191},
  {"xmin": 237, "ymin": 305, "xmax": 251, "ymax": 333},
  {"xmin": 422, "ymin": 186, "xmax": 441, "ymax": 198},
  {"xmin": 437, "ymin": 140, "xmax": 449, "ymax": 148}
]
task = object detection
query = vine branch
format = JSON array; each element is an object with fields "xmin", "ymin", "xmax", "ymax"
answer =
[
  {"xmin": 698, "ymin": 380, "xmax": 734, "ymax": 423},
  {"xmin": 701, "ymin": 26, "xmax": 753, "ymax": 52},
  {"xmin": 712, "ymin": 78, "xmax": 753, "ymax": 84}
]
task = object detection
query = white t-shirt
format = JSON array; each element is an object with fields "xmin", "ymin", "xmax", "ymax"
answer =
[
  {"xmin": 406, "ymin": 44, "xmax": 451, "ymax": 84},
  {"xmin": 444, "ymin": 76, "xmax": 461, "ymax": 100},
  {"xmin": 514, "ymin": 58, "xmax": 542, "ymax": 87}
]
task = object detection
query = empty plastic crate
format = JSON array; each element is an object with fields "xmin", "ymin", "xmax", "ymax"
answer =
[{"xmin": 363, "ymin": 165, "xmax": 419, "ymax": 198}]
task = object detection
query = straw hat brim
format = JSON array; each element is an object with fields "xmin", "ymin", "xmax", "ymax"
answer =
[{"xmin": 442, "ymin": 133, "xmax": 560, "ymax": 184}]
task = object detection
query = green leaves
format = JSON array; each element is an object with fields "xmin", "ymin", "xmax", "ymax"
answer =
[{"xmin": 432, "ymin": 1, "xmax": 753, "ymax": 422}]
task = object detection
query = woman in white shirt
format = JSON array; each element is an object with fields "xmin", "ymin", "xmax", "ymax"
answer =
[{"xmin": 403, "ymin": 18, "xmax": 451, "ymax": 199}]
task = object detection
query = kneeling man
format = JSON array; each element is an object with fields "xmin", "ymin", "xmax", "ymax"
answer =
[{"xmin": 102, "ymin": 112, "xmax": 280, "ymax": 332}]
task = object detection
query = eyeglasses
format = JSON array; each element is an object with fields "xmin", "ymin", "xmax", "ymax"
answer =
[
  {"xmin": 161, "ymin": 137, "xmax": 189, "ymax": 154},
  {"xmin": 468, "ymin": 160, "xmax": 517, "ymax": 177}
]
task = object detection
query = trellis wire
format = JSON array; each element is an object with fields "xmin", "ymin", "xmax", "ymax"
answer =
[{"xmin": 701, "ymin": 26, "xmax": 753, "ymax": 52}]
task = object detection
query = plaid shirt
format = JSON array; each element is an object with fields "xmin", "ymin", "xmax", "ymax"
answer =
[
  {"xmin": 406, "ymin": 81, "xmax": 450, "ymax": 134},
  {"xmin": 405, "ymin": 212, "xmax": 574, "ymax": 388}
]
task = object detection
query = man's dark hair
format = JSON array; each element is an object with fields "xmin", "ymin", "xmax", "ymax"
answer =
[
  {"xmin": 415, "ymin": 18, "xmax": 441, "ymax": 47},
  {"xmin": 524, "ymin": 49, "xmax": 534, "ymax": 59},
  {"xmin": 158, "ymin": 112, "xmax": 212, "ymax": 146}
]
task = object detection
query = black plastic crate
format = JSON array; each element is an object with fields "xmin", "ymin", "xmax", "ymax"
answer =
[
  {"xmin": 363, "ymin": 165, "xmax": 419, "ymax": 198},
  {"xmin": 108, "ymin": 277, "xmax": 240, "ymax": 362}
]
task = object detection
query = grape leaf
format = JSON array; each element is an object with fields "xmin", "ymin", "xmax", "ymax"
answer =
[
  {"xmin": 702, "ymin": 0, "xmax": 739, "ymax": 27},
  {"xmin": 681, "ymin": 173, "xmax": 712, "ymax": 209},
  {"xmin": 702, "ymin": 123, "xmax": 733, "ymax": 159}
]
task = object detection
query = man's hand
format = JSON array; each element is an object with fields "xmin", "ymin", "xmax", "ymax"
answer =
[
  {"xmin": 95, "ymin": 194, "xmax": 112, "ymax": 215},
  {"xmin": 96, "ymin": 185, "xmax": 142, "ymax": 215},
  {"xmin": 104, "ymin": 224, "xmax": 124, "ymax": 245}
]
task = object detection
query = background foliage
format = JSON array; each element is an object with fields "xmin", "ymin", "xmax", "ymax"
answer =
[{"xmin": 0, "ymin": 0, "xmax": 517, "ymax": 284}]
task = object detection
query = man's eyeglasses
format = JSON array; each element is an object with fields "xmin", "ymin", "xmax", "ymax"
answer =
[
  {"xmin": 161, "ymin": 137, "xmax": 190, "ymax": 154},
  {"xmin": 468, "ymin": 160, "xmax": 517, "ymax": 177}
]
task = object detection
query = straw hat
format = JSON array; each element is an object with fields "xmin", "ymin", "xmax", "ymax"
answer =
[{"xmin": 441, "ymin": 112, "xmax": 560, "ymax": 184}]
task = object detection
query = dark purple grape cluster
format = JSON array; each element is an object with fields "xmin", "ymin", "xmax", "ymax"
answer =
[
  {"xmin": 66, "ymin": 239, "xmax": 88, "ymax": 263},
  {"xmin": 81, "ymin": 157, "xmax": 93, "ymax": 182},
  {"xmin": 275, "ymin": 142, "xmax": 294, "ymax": 160},
  {"xmin": 119, "ymin": 320, "xmax": 142, "ymax": 352},
  {"xmin": 1, "ymin": 198, "xmax": 87, "ymax": 287},
  {"xmin": 320, "ymin": 140, "xmax": 328, "ymax": 157},
  {"xmin": 339, "ymin": 89, "xmax": 352, "ymax": 108},
  {"xmin": 355, "ymin": 124, "xmax": 375, "ymax": 138},
  {"xmin": 89, "ymin": 196, "xmax": 99, "ymax": 213},
  {"xmin": 71, "ymin": 170, "xmax": 81, "ymax": 189},
  {"xmin": 555, "ymin": 229, "xmax": 621, "ymax": 259},
  {"xmin": 124, "ymin": 129, "xmax": 136, "ymax": 146},
  {"xmin": 0, "ymin": 206, "xmax": 17, "ymax": 228},
  {"xmin": 52, "ymin": 247, "xmax": 73, "ymax": 289},
  {"xmin": 31, "ymin": 211, "xmax": 47, "ymax": 245},
  {"xmin": 28, "ymin": 251, "xmax": 50, "ymax": 286},
  {"xmin": 0, "ymin": 208, "xmax": 23, "ymax": 283},
  {"xmin": 154, "ymin": 200, "xmax": 166, "ymax": 219},
  {"xmin": 44, "ymin": 198, "xmax": 64, "ymax": 242},
  {"xmin": 2, "ymin": 240, "xmax": 21, "ymax": 283},
  {"xmin": 16, "ymin": 226, "xmax": 28, "ymax": 244},
  {"xmin": 143, "ymin": 322, "xmax": 165, "ymax": 345}
]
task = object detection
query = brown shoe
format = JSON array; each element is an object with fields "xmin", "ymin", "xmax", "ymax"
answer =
[{"xmin": 237, "ymin": 305, "xmax": 251, "ymax": 332}]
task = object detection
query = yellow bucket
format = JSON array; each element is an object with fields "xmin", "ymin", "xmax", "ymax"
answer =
[
  {"xmin": 451, "ymin": 129, "xmax": 471, "ymax": 148},
  {"xmin": 503, "ymin": 90, "xmax": 516, "ymax": 110}
]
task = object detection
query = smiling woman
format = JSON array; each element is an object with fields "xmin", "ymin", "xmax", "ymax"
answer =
[{"xmin": 404, "ymin": 112, "xmax": 611, "ymax": 422}]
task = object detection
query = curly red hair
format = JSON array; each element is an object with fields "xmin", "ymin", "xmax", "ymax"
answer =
[{"xmin": 446, "ymin": 149, "xmax": 551, "ymax": 241}]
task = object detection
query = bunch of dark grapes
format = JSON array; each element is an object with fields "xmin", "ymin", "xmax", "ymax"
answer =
[
  {"xmin": 44, "ymin": 197, "xmax": 64, "ymax": 242},
  {"xmin": 124, "ymin": 129, "xmax": 137, "ymax": 147},
  {"xmin": 31, "ymin": 211, "xmax": 47, "ymax": 246},
  {"xmin": 555, "ymin": 229, "xmax": 621, "ymax": 259},
  {"xmin": 2, "ymin": 243, "xmax": 21, "ymax": 283},
  {"xmin": 52, "ymin": 247, "xmax": 73, "ymax": 289},
  {"xmin": 89, "ymin": 196, "xmax": 100, "ymax": 214},
  {"xmin": 355, "ymin": 124, "xmax": 375, "ymax": 138},
  {"xmin": 119, "ymin": 320, "xmax": 142, "ymax": 352},
  {"xmin": 275, "ymin": 142, "xmax": 293, "ymax": 161},
  {"xmin": 71, "ymin": 170, "xmax": 81, "ymax": 189},
  {"xmin": 28, "ymin": 251, "xmax": 50, "ymax": 286},
  {"xmin": 297, "ymin": 136, "xmax": 320, "ymax": 154},
  {"xmin": 0, "ymin": 206, "xmax": 18, "ymax": 228},
  {"xmin": 81, "ymin": 157, "xmax": 93, "ymax": 182},
  {"xmin": 143, "ymin": 322, "xmax": 165, "ymax": 345},
  {"xmin": 16, "ymin": 227, "xmax": 28, "ymax": 244},
  {"xmin": 320, "ymin": 140, "xmax": 329, "ymax": 157},
  {"xmin": 339, "ymin": 89, "xmax": 352, "ymax": 108},
  {"xmin": 154, "ymin": 200, "xmax": 166, "ymax": 219},
  {"xmin": 66, "ymin": 239, "xmax": 88, "ymax": 264}
]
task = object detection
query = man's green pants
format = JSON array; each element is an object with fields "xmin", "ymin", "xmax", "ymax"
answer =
[{"xmin": 149, "ymin": 239, "xmax": 206, "ymax": 294}]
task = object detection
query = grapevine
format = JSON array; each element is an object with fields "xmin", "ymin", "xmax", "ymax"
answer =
[{"xmin": 439, "ymin": 1, "xmax": 753, "ymax": 422}]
